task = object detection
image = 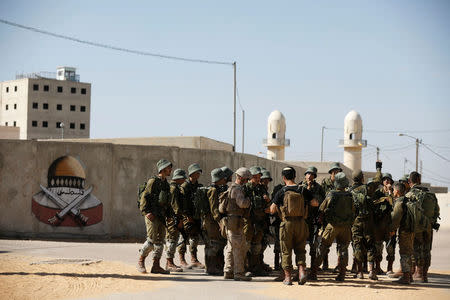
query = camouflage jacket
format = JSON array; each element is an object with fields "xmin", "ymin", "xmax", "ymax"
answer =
[
  {"xmin": 321, "ymin": 177, "xmax": 335, "ymax": 196},
  {"xmin": 169, "ymin": 181, "xmax": 184, "ymax": 217},
  {"xmin": 300, "ymin": 180, "xmax": 325, "ymax": 220},
  {"xmin": 181, "ymin": 179, "xmax": 203, "ymax": 218},
  {"xmin": 139, "ymin": 176, "xmax": 170, "ymax": 219}
]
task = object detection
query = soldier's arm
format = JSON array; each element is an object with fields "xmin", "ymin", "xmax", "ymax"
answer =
[
  {"xmin": 319, "ymin": 194, "xmax": 330, "ymax": 212},
  {"xmin": 139, "ymin": 178, "xmax": 155, "ymax": 216},
  {"xmin": 208, "ymin": 188, "xmax": 221, "ymax": 222},
  {"xmin": 390, "ymin": 198, "xmax": 404, "ymax": 232},
  {"xmin": 171, "ymin": 185, "xmax": 183, "ymax": 216},
  {"xmin": 233, "ymin": 186, "xmax": 251, "ymax": 209}
]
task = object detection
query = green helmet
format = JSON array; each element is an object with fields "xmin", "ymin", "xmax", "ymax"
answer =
[
  {"xmin": 328, "ymin": 162, "xmax": 342, "ymax": 174},
  {"xmin": 399, "ymin": 174, "xmax": 409, "ymax": 183},
  {"xmin": 211, "ymin": 168, "xmax": 226, "ymax": 183},
  {"xmin": 221, "ymin": 166, "xmax": 234, "ymax": 179},
  {"xmin": 235, "ymin": 167, "xmax": 251, "ymax": 179},
  {"xmin": 249, "ymin": 166, "xmax": 262, "ymax": 176},
  {"xmin": 261, "ymin": 170, "xmax": 273, "ymax": 181},
  {"xmin": 188, "ymin": 163, "xmax": 202, "ymax": 176},
  {"xmin": 334, "ymin": 172, "xmax": 349, "ymax": 189},
  {"xmin": 382, "ymin": 173, "xmax": 393, "ymax": 182},
  {"xmin": 172, "ymin": 169, "xmax": 187, "ymax": 180},
  {"xmin": 304, "ymin": 166, "xmax": 318, "ymax": 176},
  {"xmin": 157, "ymin": 159, "xmax": 172, "ymax": 173}
]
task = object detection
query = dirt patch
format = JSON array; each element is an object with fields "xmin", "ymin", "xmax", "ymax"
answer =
[{"xmin": 0, "ymin": 254, "xmax": 172, "ymax": 300}]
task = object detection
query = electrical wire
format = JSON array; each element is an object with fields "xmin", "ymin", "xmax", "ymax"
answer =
[
  {"xmin": 421, "ymin": 143, "xmax": 450, "ymax": 163},
  {"xmin": 0, "ymin": 18, "xmax": 233, "ymax": 66}
]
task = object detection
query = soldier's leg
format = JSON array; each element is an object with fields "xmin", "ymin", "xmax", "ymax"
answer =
[
  {"xmin": 311, "ymin": 223, "xmax": 337, "ymax": 280},
  {"xmin": 293, "ymin": 219, "xmax": 309, "ymax": 285},
  {"xmin": 365, "ymin": 225, "xmax": 378, "ymax": 280},
  {"xmin": 279, "ymin": 220, "xmax": 294, "ymax": 285},
  {"xmin": 413, "ymin": 230, "xmax": 424, "ymax": 280},
  {"xmin": 335, "ymin": 226, "xmax": 351, "ymax": 281},
  {"xmin": 422, "ymin": 228, "xmax": 432, "ymax": 282},
  {"xmin": 165, "ymin": 219, "xmax": 183, "ymax": 272},
  {"xmin": 223, "ymin": 229, "xmax": 234, "ymax": 278},
  {"xmin": 250, "ymin": 228, "xmax": 265, "ymax": 274},
  {"xmin": 386, "ymin": 234, "xmax": 396, "ymax": 274},
  {"xmin": 137, "ymin": 217, "xmax": 155, "ymax": 273},
  {"xmin": 351, "ymin": 222, "xmax": 364, "ymax": 279},
  {"xmin": 148, "ymin": 218, "xmax": 169, "ymax": 274}
]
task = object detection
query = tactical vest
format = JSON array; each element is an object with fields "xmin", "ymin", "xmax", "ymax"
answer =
[
  {"xmin": 222, "ymin": 184, "xmax": 247, "ymax": 217},
  {"xmin": 403, "ymin": 196, "xmax": 429, "ymax": 233},
  {"xmin": 351, "ymin": 185, "xmax": 372, "ymax": 218},
  {"xmin": 373, "ymin": 196, "xmax": 393, "ymax": 222},
  {"xmin": 193, "ymin": 186, "xmax": 210, "ymax": 220},
  {"xmin": 182, "ymin": 180, "xmax": 203, "ymax": 218},
  {"xmin": 281, "ymin": 189, "xmax": 307, "ymax": 220},
  {"xmin": 138, "ymin": 176, "xmax": 169, "ymax": 215},
  {"xmin": 325, "ymin": 191, "xmax": 354, "ymax": 226},
  {"xmin": 406, "ymin": 186, "xmax": 439, "ymax": 226}
]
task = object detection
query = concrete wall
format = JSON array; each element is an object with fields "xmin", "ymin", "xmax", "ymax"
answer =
[
  {"xmin": 0, "ymin": 139, "xmax": 304, "ymax": 240},
  {"xmin": 0, "ymin": 126, "xmax": 20, "ymax": 139}
]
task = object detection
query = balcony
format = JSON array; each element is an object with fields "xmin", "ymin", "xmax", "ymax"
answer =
[
  {"xmin": 263, "ymin": 138, "xmax": 290, "ymax": 147},
  {"xmin": 339, "ymin": 139, "xmax": 367, "ymax": 147}
]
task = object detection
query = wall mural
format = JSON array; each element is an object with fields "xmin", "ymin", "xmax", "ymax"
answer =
[{"xmin": 32, "ymin": 155, "xmax": 102, "ymax": 226}]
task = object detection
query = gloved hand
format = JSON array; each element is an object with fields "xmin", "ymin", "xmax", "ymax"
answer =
[{"xmin": 376, "ymin": 161, "xmax": 382, "ymax": 170}]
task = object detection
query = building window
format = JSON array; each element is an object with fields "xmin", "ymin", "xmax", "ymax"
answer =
[
  {"xmin": 57, "ymin": 86, "xmax": 63, "ymax": 93},
  {"xmin": 70, "ymin": 122, "xmax": 75, "ymax": 129},
  {"xmin": 14, "ymin": 86, "xmax": 17, "ymax": 92},
  {"xmin": 6, "ymin": 87, "xmax": 9, "ymax": 93},
  {"xmin": 43, "ymin": 103, "xmax": 48, "ymax": 110},
  {"xmin": 80, "ymin": 123, "xmax": 85, "ymax": 130},
  {"xmin": 81, "ymin": 88, "xmax": 86, "ymax": 95},
  {"xmin": 42, "ymin": 121, "xmax": 48, "ymax": 128},
  {"xmin": 70, "ymin": 105, "xmax": 76, "ymax": 111},
  {"xmin": 80, "ymin": 106, "xmax": 86, "ymax": 112},
  {"xmin": 5, "ymin": 104, "xmax": 8, "ymax": 110},
  {"xmin": 44, "ymin": 85, "xmax": 49, "ymax": 92},
  {"xmin": 56, "ymin": 122, "xmax": 62, "ymax": 128},
  {"xmin": 33, "ymin": 84, "xmax": 39, "ymax": 91},
  {"xmin": 32, "ymin": 102, "xmax": 38, "ymax": 109},
  {"xmin": 5, "ymin": 122, "xmax": 8, "ymax": 126},
  {"xmin": 349, "ymin": 133, "xmax": 354, "ymax": 140},
  {"xmin": 32, "ymin": 120, "xmax": 38, "ymax": 127},
  {"xmin": 57, "ymin": 104, "xmax": 62, "ymax": 111},
  {"xmin": 272, "ymin": 133, "xmax": 276, "ymax": 138},
  {"xmin": 14, "ymin": 104, "xmax": 17, "ymax": 109},
  {"xmin": 71, "ymin": 87, "xmax": 76, "ymax": 94},
  {"xmin": 13, "ymin": 121, "xmax": 16, "ymax": 127}
]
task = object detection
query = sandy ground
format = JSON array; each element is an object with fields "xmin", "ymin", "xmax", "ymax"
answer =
[{"xmin": 0, "ymin": 236, "xmax": 449, "ymax": 300}]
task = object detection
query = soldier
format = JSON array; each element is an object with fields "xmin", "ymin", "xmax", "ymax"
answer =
[
  {"xmin": 260, "ymin": 169, "xmax": 274, "ymax": 273},
  {"xmin": 137, "ymin": 159, "xmax": 172, "ymax": 274},
  {"xmin": 310, "ymin": 172, "xmax": 355, "ymax": 282},
  {"xmin": 349, "ymin": 169, "xmax": 378, "ymax": 280},
  {"xmin": 222, "ymin": 167, "xmax": 253, "ymax": 281},
  {"xmin": 373, "ymin": 172, "xmax": 395, "ymax": 275},
  {"xmin": 406, "ymin": 171, "xmax": 440, "ymax": 283},
  {"xmin": 399, "ymin": 175, "xmax": 410, "ymax": 193},
  {"xmin": 245, "ymin": 166, "xmax": 270, "ymax": 276},
  {"xmin": 270, "ymin": 167, "xmax": 317, "ymax": 285},
  {"xmin": 320, "ymin": 162, "xmax": 343, "ymax": 270},
  {"xmin": 221, "ymin": 166, "xmax": 234, "ymax": 184},
  {"xmin": 178, "ymin": 163, "xmax": 204, "ymax": 269},
  {"xmin": 389, "ymin": 182, "xmax": 415, "ymax": 284},
  {"xmin": 270, "ymin": 180, "xmax": 284, "ymax": 271},
  {"xmin": 165, "ymin": 169, "xmax": 187, "ymax": 272},
  {"xmin": 299, "ymin": 166, "xmax": 325, "ymax": 270},
  {"xmin": 203, "ymin": 168, "xmax": 228, "ymax": 275}
]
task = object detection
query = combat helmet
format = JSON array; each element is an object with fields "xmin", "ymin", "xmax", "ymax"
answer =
[
  {"xmin": 328, "ymin": 162, "xmax": 343, "ymax": 174},
  {"xmin": 334, "ymin": 172, "xmax": 349, "ymax": 189},
  {"xmin": 172, "ymin": 169, "xmax": 187, "ymax": 180}
]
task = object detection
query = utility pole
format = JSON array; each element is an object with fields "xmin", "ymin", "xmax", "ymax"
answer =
[
  {"xmin": 242, "ymin": 110, "xmax": 245, "ymax": 153},
  {"xmin": 233, "ymin": 62, "xmax": 236, "ymax": 152},
  {"xmin": 320, "ymin": 126, "xmax": 325, "ymax": 162},
  {"xmin": 399, "ymin": 133, "xmax": 421, "ymax": 172}
]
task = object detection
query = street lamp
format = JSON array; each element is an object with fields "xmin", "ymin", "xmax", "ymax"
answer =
[{"xmin": 398, "ymin": 133, "xmax": 421, "ymax": 172}]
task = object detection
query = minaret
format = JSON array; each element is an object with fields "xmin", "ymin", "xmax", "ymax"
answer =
[
  {"xmin": 339, "ymin": 110, "xmax": 367, "ymax": 171},
  {"xmin": 263, "ymin": 110, "xmax": 290, "ymax": 160}
]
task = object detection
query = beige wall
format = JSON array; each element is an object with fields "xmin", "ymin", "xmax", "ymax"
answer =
[
  {"xmin": 0, "ymin": 79, "xmax": 29, "ymax": 139},
  {"xmin": 0, "ymin": 126, "xmax": 20, "ymax": 139},
  {"xmin": 0, "ymin": 139, "xmax": 304, "ymax": 240}
]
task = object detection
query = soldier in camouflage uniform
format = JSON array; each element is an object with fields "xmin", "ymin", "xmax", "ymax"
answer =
[
  {"xmin": 223, "ymin": 167, "xmax": 253, "ymax": 281},
  {"xmin": 311, "ymin": 172, "xmax": 355, "ymax": 282},
  {"xmin": 372, "ymin": 172, "xmax": 395, "ymax": 275},
  {"xmin": 165, "ymin": 169, "xmax": 187, "ymax": 272},
  {"xmin": 260, "ymin": 169, "xmax": 274, "ymax": 273},
  {"xmin": 300, "ymin": 166, "xmax": 325, "ymax": 270},
  {"xmin": 320, "ymin": 162, "xmax": 343, "ymax": 270},
  {"xmin": 245, "ymin": 166, "xmax": 271, "ymax": 276},
  {"xmin": 270, "ymin": 181, "xmax": 284, "ymax": 271},
  {"xmin": 203, "ymin": 168, "xmax": 228, "ymax": 275},
  {"xmin": 406, "ymin": 171, "xmax": 440, "ymax": 283},
  {"xmin": 399, "ymin": 175, "xmax": 410, "ymax": 193},
  {"xmin": 349, "ymin": 168, "xmax": 380, "ymax": 280},
  {"xmin": 178, "ymin": 163, "xmax": 205, "ymax": 269},
  {"xmin": 137, "ymin": 159, "xmax": 172, "ymax": 274}
]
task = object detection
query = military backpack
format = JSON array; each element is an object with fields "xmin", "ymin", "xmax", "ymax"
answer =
[
  {"xmin": 281, "ymin": 188, "xmax": 307, "ymax": 219},
  {"xmin": 137, "ymin": 176, "xmax": 168, "ymax": 211},
  {"xmin": 406, "ymin": 187, "xmax": 439, "ymax": 227},
  {"xmin": 404, "ymin": 197, "xmax": 428, "ymax": 233},
  {"xmin": 193, "ymin": 186, "xmax": 211, "ymax": 219},
  {"xmin": 325, "ymin": 191, "xmax": 354, "ymax": 226}
]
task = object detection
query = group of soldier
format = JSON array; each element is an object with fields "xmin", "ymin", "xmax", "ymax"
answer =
[{"xmin": 136, "ymin": 158, "xmax": 440, "ymax": 286}]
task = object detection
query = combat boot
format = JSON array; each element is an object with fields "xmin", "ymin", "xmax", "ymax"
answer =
[
  {"xmin": 386, "ymin": 259, "xmax": 394, "ymax": 275},
  {"xmin": 350, "ymin": 260, "xmax": 357, "ymax": 274},
  {"xmin": 234, "ymin": 272, "xmax": 252, "ymax": 281},
  {"xmin": 224, "ymin": 271, "xmax": 234, "ymax": 279},
  {"xmin": 151, "ymin": 258, "xmax": 170, "ymax": 274},
  {"xmin": 274, "ymin": 253, "xmax": 281, "ymax": 271},
  {"xmin": 261, "ymin": 254, "xmax": 272, "ymax": 273},
  {"xmin": 273, "ymin": 270, "xmax": 284, "ymax": 282},
  {"xmin": 413, "ymin": 266, "xmax": 424, "ymax": 282},
  {"xmin": 136, "ymin": 255, "xmax": 147, "ymax": 273},
  {"xmin": 368, "ymin": 262, "xmax": 378, "ymax": 281},
  {"xmin": 307, "ymin": 265, "xmax": 318, "ymax": 281},
  {"xmin": 166, "ymin": 258, "xmax": 183, "ymax": 272},
  {"xmin": 178, "ymin": 253, "xmax": 190, "ymax": 269},
  {"xmin": 395, "ymin": 272, "xmax": 411, "ymax": 284},
  {"xmin": 354, "ymin": 261, "xmax": 364, "ymax": 279},
  {"xmin": 298, "ymin": 265, "xmax": 307, "ymax": 285},
  {"xmin": 375, "ymin": 260, "xmax": 385, "ymax": 275},
  {"xmin": 322, "ymin": 255, "xmax": 329, "ymax": 271},
  {"xmin": 422, "ymin": 265, "xmax": 429, "ymax": 283},
  {"xmin": 335, "ymin": 264, "xmax": 346, "ymax": 282},
  {"xmin": 283, "ymin": 268, "xmax": 293, "ymax": 285},
  {"xmin": 190, "ymin": 252, "xmax": 204, "ymax": 269},
  {"xmin": 388, "ymin": 269, "xmax": 403, "ymax": 278}
]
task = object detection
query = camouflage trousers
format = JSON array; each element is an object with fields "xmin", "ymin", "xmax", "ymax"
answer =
[
  {"xmin": 280, "ymin": 217, "xmax": 309, "ymax": 270},
  {"xmin": 203, "ymin": 215, "xmax": 226, "ymax": 272},
  {"xmin": 398, "ymin": 230, "xmax": 414, "ymax": 272},
  {"xmin": 374, "ymin": 229, "xmax": 396, "ymax": 262},
  {"xmin": 351, "ymin": 217, "xmax": 376, "ymax": 263},
  {"xmin": 224, "ymin": 216, "xmax": 246, "ymax": 275},
  {"xmin": 177, "ymin": 219, "xmax": 201, "ymax": 256},
  {"xmin": 315, "ymin": 223, "xmax": 351, "ymax": 267},
  {"xmin": 414, "ymin": 226, "xmax": 432, "ymax": 268},
  {"xmin": 139, "ymin": 217, "xmax": 166, "ymax": 259},
  {"xmin": 166, "ymin": 218, "xmax": 180, "ymax": 259}
]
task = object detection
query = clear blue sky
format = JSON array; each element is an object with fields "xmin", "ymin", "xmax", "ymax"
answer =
[{"xmin": 1, "ymin": 0, "xmax": 449, "ymax": 187}]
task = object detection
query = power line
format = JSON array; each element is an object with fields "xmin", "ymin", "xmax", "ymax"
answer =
[
  {"xmin": 0, "ymin": 18, "xmax": 233, "ymax": 66},
  {"xmin": 324, "ymin": 127, "xmax": 450, "ymax": 134},
  {"xmin": 421, "ymin": 143, "xmax": 450, "ymax": 163}
]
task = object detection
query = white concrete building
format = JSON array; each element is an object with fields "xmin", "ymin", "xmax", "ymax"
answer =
[
  {"xmin": 0, "ymin": 67, "xmax": 91, "ymax": 140},
  {"xmin": 263, "ymin": 110, "xmax": 290, "ymax": 161},
  {"xmin": 339, "ymin": 110, "xmax": 367, "ymax": 171}
]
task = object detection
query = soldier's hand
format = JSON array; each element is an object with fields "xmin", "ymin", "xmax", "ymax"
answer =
[
  {"xmin": 146, "ymin": 213, "xmax": 155, "ymax": 221},
  {"xmin": 376, "ymin": 161, "xmax": 382, "ymax": 170},
  {"xmin": 263, "ymin": 194, "xmax": 270, "ymax": 202},
  {"xmin": 310, "ymin": 199, "xmax": 319, "ymax": 207}
]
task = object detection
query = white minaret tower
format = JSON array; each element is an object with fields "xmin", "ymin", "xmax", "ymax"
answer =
[
  {"xmin": 339, "ymin": 110, "xmax": 367, "ymax": 171},
  {"xmin": 263, "ymin": 110, "xmax": 290, "ymax": 160}
]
